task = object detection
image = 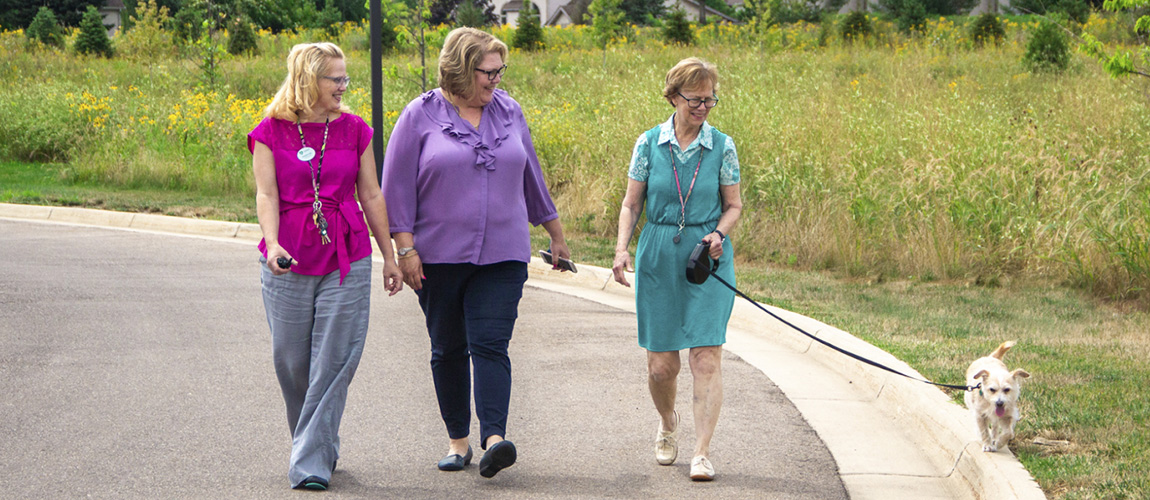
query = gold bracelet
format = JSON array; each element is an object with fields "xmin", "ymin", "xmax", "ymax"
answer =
[{"xmin": 398, "ymin": 250, "xmax": 419, "ymax": 260}]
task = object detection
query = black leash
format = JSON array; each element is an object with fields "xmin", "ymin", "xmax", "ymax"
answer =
[{"xmin": 696, "ymin": 254, "xmax": 977, "ymax": 392}]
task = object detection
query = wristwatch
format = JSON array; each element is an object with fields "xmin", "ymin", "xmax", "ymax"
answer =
[{"xmin": 397, "ymin": 246, "xmax": 416, "ymax": 257}]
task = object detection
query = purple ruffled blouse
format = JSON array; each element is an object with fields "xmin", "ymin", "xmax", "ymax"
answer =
[{"xmin": 381, "ymin": 89, "xmax": 558, "ymax": 265}]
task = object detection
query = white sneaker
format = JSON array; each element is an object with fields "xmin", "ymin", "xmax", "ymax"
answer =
[
  {"xmin": 654, "ymin": 411, "xmax": 678, "ymax": 465},
  {"xmin": 690, "ymin": 456, "xmax": 715, "ymax": 481}
]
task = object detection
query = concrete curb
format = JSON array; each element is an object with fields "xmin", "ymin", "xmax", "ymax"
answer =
[{"xmin": 1, "ymin": 203, "xmax": 1046, "ymax": 500}]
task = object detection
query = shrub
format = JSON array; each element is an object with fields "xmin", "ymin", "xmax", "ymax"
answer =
[
  {"xmin": 663, "ymin": 8, "xmax": 695, "ymax": 45},
  {"xmin": 315, "ymin": 1, "xmax": 343, "ymax": 40},
  {"xmin": 512, "ymin": 3, "xmax": 545, "ymax": 51},
  {"xmin": 118, "ymin": 0, "xmax": 174, "ymax": 61},
  {"xmin": 897, "ymin": 0, "xmax": 927, "ymax": 34},
  {"xmin": 840, "ymin": 11, "xmax": 873, "ymax": 42},
  {"xmin": 74, "ymin": 6, "xmax": 114, "ymax": 58},
  {"xmin": 171, "ymin": 6, "xmax": 205, "ymax": 44},
  {"xmin": 26, "ymin": 7, "xmax": 65, "ymax": 49},
  {"xmin": 227, "ymin": 17, "xmax": 260, "ymax": 56},
  {"xmin": 968, "ymin": 13, "xmax": 1005, "ymax": 46},
  {"xmin": 1023, "ymin": 20, "xmax": 1071, "ymax": 72},
  {"xmin": 1054, "ymin": 0, "xmax": 1091, "ymax": 25},
  {"xmin": 456, "ymin": 0, "xmax": 498, "ymax": 27},
  {"xmin": 0, "ymin": 83, "xmax": 89, "ymax": 163}
]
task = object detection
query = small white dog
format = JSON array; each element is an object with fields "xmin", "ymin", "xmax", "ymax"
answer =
[{"xmin": 964, "ymin": 341, "xmax": 1031, "ymax": 452}]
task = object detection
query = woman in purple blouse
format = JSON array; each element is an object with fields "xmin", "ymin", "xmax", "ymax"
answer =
[
  {"xmin": 382, "ymin": 27, "xmax": 570, "ymax": 479},
  {"xmin": 250, "ymin": 42, "xmax": 403, "ymax": 490}
]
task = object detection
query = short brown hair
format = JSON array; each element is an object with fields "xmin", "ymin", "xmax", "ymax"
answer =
[
  {"xmin": 663, "ymin": 57, "xmax": 719, "ymax": 106},
  {"xmin": 438, "ymin": 27, "xmax": 509, "ymax": 101}
]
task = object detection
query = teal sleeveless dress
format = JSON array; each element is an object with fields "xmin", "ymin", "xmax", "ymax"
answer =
[{"xmin": 628, "ymin": 117, "xmax": 740, "ymax": 352}]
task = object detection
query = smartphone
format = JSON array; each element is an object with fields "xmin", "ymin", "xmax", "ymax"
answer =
[{"xmin": 539, "ymin": 250, "xmax": 577, "ymax": 273}]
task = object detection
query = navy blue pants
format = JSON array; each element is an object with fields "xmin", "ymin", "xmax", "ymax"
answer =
[{"xmin": 417, "ymin": 261, "xmax": 527, "ymax": 448}]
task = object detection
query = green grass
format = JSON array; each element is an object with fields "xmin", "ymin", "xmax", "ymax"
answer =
[{"xmin": 0, "ymin": 162, "xmax": 256, "ymax": 221}]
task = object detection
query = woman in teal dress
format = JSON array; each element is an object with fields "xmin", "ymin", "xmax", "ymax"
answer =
[{"xmin": 612, "ymin": 57, "xmax": 743, "ymax": 482}]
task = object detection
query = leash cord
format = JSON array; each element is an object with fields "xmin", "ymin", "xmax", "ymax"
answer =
[{"xmin": 703, "ymin": 267, "xmax": 977, "ymax": 392}]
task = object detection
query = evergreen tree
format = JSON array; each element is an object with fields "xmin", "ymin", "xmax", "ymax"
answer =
[
  {"xmin": 0, "ymin": 0, "xmax": 102, "ymax": 30},
  {"xmin": 897, "ymin": 0, "xmax": 926, "ymax": 33},
  {"xmin": 662, "ymin": 8, "xmax": 694, "ymax": 45},
  {"xmin": 588, "ymin": 0, "xmax": 625, "ymax": 50},
  {"xmin": 26, "ymin": 7, "xmax": 66, "ymax": 48},
  {"xmin": 74, "ymin": 5, "xmax": 114, "ymax": 57},
  {"xmin": 621, "ymin": 0, "xmax": 663, "ymax": 25},
  {"xmin": 969, "ymin": 13, "xmax": 1005, "ymax": 46},
  {"xmin": 512, "ymin": 3, "xmax": 545, "ymax": 50},
  {"xmin": 227, "ymin": 16, "xmax": 259, "ymax": 55},
  {"xmin": 171, "ymin": 5, "xmax": 205, "ymax": 43},
  {"xmin": 316, "ymin": 0, "xmax": 343, "ymax": 39},
  {"xmin": 456, "ymin": 0, "xmax": 497, "ymax": 27}
]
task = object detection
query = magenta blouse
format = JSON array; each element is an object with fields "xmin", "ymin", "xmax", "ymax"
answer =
[
  {"xmin": 248, "ymin": 113, "xmax": 374, "ymax": 283},
  {"xmin": 381, "ymin": 89, "xmax": 558, "ymax": 265}
]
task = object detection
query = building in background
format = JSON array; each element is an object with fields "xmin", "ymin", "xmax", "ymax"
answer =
[{"xmin": 99, "ymin": 0, "xmax": 125, "ymax": 36}]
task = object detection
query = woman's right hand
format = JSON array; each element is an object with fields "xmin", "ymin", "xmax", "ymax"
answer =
[
  {"xmin": 266, "ymin": 245, "xmax": 295, "ymax": 276},
  {"xmin": 399, "ymin": 254, "xmax": 424, "ymax": 291},
  {"xmin": 612, "ymin": 250, "xmax": 632, "ymax": 288}
]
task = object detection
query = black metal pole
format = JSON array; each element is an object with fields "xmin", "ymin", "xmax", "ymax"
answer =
[{"xmin": 371, "ymin": 0, "xmax": 384, "ymax": 182}]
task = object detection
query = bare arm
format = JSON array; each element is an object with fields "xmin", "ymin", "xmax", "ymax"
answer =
[
  {"xmin": 612, "ymin": 178, "xmax": 647, "ymax": 287},
  {"xmin": 253, "ymin": 141, "xmax": 292, "ymax": 275},
  {"xmin": 701, "ymin": 183, "xmax": 743, "ymax": 259},
  {"xmin": 356, "ymin": 140, "xmax": 403, "ymax": 296}
]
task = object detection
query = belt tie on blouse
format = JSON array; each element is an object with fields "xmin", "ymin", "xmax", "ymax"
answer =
[{"xmin": 281, "ymin": 198, "xmax": 366, "ymax": 284}]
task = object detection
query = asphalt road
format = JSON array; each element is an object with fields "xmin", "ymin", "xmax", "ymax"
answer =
[{"xmin": 0, "ymin": 219, "xmax": 848, "ymax": 499}]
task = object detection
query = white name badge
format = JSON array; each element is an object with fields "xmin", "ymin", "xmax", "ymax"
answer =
[{"xmin": 297, "ymin": 147, "xmax": 316, "ymax": 162}]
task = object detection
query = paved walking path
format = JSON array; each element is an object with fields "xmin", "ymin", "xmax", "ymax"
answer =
[{"xmin": 0, "ymin": 219, "xmax": 848, "ymax": 499}]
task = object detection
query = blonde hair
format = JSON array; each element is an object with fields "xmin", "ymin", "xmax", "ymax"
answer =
[
  {"xmin": 438, "ymin": 27, "xmax": 509, "ymax": 102},
  {"xmin": 663, "ymin": 57, "xmax": 719, "ymax": 106},
  {"xmin": 265, "ymin": 42, "xmax": 351, "ymax": 121}
]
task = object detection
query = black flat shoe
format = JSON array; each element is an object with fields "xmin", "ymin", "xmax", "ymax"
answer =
[
  {"xmin": 479, "ymin": 440, "xmax": 517, "ymax": 478},
  {"xmin": 437, "ymin": 445, "xmax": 473, "ymax": 471},
  {"xmin": 294, "ymin": 475, "xmax": 329, "ymax": 491}
]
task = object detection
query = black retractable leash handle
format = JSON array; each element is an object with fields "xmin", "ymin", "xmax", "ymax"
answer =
[{"xmin": 685, "ymin": 241, "xmax": 977, "ymax": 392}]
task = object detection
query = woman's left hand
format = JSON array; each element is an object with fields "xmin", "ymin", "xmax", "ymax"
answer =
[
  {"xmin": 549, "ymin": 240, "xmax": 572, "ymax": 271},
  {"xmin": 702, "ymin": 231, "xmax": 724, "ymax": 260},
  {"xmin": 382, "ymin": 259, "xmax": 404, "ymax": 296}
]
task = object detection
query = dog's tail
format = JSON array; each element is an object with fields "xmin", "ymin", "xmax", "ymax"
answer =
[{"xmin": 990, "ymin": 340, "xmax": 1016, "ymax": 360}]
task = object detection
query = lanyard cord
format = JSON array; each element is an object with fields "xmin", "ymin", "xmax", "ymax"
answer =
[
  {"xmin": 296, "ymin": 116, "xmax": 331, "ymax": 197},
  {"xmin": 296, "ymin": 116, "xmax": 332, "ymax": 245},
  {"xmin": 670, "ymin": 141, "xmax": 703, "ymax": 234}
]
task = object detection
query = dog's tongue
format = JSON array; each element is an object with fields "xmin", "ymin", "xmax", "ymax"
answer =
[{"xmin": 996, "ymin": 406, "xmax": 1006, "ymax": 417}]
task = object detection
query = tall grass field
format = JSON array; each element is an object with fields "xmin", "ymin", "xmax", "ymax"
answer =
[{"xmin": 1, "ymin": 14, "xmax": 1148, "ymax": 498}]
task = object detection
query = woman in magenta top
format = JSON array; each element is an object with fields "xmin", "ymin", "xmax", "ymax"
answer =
[
  {"xmin": 250, "ymin": 42, "xmax": 402, "ymax": 491},
  {"xmin": 382, "ymin": 27, "xmax": 570, "ymax": 479}
]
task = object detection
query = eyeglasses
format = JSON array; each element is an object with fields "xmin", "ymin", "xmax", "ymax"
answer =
[
  {"xmin": 476, "ymin": 64, "xmax": 507, "ymax": 82},
  {"xmin": 677, "ymin": 92, "xmax": 719, "ymax": 109},
  {"xmin": 322, "ymin": 76, "xmax": 352, "ymax": 87}
]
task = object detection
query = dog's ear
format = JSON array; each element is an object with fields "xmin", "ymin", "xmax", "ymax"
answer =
[
  {"xmin": 973, "ymin": 369, "xmax": 989, "ymax": 381},
  {"xmin": 1011, "ymin": 368, "xmax": 1030, "ymax": 380}
]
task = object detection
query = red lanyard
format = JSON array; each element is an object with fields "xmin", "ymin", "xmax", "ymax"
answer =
[{"xmin": 670, "ymin": 142, "xmax": 703, "ymax": 244}]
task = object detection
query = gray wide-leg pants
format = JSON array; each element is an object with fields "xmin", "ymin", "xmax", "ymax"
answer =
[{"xmin": 260, "ymin": 257, "xmax": 371, "ymax": 488}]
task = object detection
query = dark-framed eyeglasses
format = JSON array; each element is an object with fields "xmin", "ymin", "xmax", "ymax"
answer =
[
  {"xmin": 476, "ymin": 64, "xmax": 507, "ymax": 82},
  {"xmin": 677, "ymin": 92, "xmax": 719, "ymax": 109},
  {"xmin": 322, "ymin": 76, "xmax": 352, "ymax": 87}
]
